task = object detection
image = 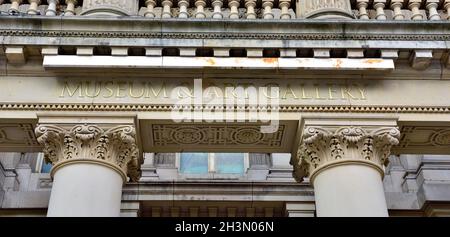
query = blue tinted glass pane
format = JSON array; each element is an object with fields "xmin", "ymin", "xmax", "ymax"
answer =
[
  {"xmin": 180, "ymin": 153, "xmax": 208, "ymax": 174},
  {"xmin": 41, "ymin": 162, "xmax": 52, "ymax": 173},
  {"xmin": 215, "ymin": 153, "xmax": 244, "ymax": 174}
]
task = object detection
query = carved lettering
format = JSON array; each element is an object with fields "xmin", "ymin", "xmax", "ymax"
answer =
[{"xmin": 58, "ymin": 80, "xmax": 368, "ymax": 101}]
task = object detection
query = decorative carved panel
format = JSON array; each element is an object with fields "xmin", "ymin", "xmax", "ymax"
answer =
[
  {"xmin": 81, "ymin": 0, "xmax": 139, "ymax": 16},
  {"xmin": 394, "ymin": 126, "xmax": 450, "ymax": 154},
  {"xmin": 0, "ymin": 123, "xmax": 41, "ymax": 152},
  {"xmin": 140, "ymin": 121, "xmax": 298, "ymax": 153},
  {"xmin": 152, "ymin": 125, "xmax": 285, "ymax": 146},
  {"xmin": 296, "ymin": 0, "xmax": 354, "ymax": 19}
]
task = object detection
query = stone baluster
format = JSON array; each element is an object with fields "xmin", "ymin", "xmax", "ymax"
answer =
[
  {"xmin": 356, "ymin": 0, "xmax": 369, "ymax": 19},
  {"xmin": 445, "ymin": 0, "xmax": 450, "ymax": 20},
  {"xmin": 9, "ymin": 0, "xmax": 22, "ymax": 12},
  {"xmin": 262, "ymin": 0, "xmax": 274, "ymax": 19},
  {"xmin": 178, "ymin": 0, "xmax": 189, "ymax": 18},
  {"xmin": 211, "ymin": 0, "xmax": 223, "ymax": 19},
  {"xmin": 245, "ymin": 0, "xmax": 256, "ymax": 19},
  {"xmin": 45, "ymin": 0, "xmax": 59, "ymax": 16},
  {"xmin": 64, "ymin": 0, "xmax": 77, "ymax": 16},
  {"xmin": 144, "ymin": 0, "xmax": 156, "ymax": 18},
  {"xmin": 195, "ymin": 0, "xmax": 206, "ymax": 18},
  {"xmin": 27, "ymin": 0, "xmax": 40, "ymax": 14},
  {"xmin": 408, "ymin": 0, "xmax": 424, "ymax": 20},
  {"xmin": 161, "ymin": 0, "xmax": 172, "ymax": 18},
  {"xmin": 279, "ymin": 0, "xmax": 291, "ymax": 19},
  {"xmin": 228, "ymin": 0, "xmax": 239, "ymax": 19},
  {"xmin": 390, "ymin": 0, "xmax": 405, "ymax": 20},
  {"xmin": 426, "ymin": 0, "xmax": 441, "ymax": 20},
  {"xmin": 373, "ymin": 0, "xmax": 387, "ymax": 20}
]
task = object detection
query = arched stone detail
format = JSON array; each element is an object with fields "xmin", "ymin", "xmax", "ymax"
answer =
[{"xmin": 81, "ymin": 0, "xmax": 139, "ymax": 16}]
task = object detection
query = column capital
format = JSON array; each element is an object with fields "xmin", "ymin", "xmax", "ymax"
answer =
[
  {"xmin": 291, "ymin": 121, "xmax": 400, "ymax": 183},
  {"xmin": 35, "ymin": 123, "xmax": 141, "ymax": 182}
]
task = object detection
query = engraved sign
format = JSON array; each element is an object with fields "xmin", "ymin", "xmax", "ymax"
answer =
[{"xmin": 58, "ymin": 80, "xmax": 367, "ymax": 102}]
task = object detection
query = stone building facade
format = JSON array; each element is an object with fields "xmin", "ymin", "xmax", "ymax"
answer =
[{"xmin": 0, "ymin": 0, "xmax": 450, "ymax": 217}]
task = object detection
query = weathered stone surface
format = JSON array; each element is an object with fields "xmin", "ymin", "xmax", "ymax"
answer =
[
  {"xmin": 296, "ymin": 0, "xmax": 354, "ymax": 19},
  {"xmin": 81, "ymin": 0, "xmax": 139, "ymax": 16}
]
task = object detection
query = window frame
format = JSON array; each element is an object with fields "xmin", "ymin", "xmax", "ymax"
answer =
[{"xmin": 176, "ymin": 153, "xmax": 249, "ymax": 175}]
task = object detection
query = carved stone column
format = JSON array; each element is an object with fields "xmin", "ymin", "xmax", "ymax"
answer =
[
  {"xmin": 35, "ymin": 123, "xmax": 141, "ymax": 217},
  {"xmin": 81, "ymin": 0, "xmax": 139, "ymax": 16},
  {"xmin": 291, "ymin": 119, "xmax": 400, "ymax": 216},
  {"xmin": 296, "ymin": 0, "xmax": 354, "ymax": 19}
]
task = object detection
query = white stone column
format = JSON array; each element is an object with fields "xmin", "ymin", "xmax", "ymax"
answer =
[
  {"xmin": 35, "ymin": 123, "xmax": 141, "ymax": 217},
  {"xmin": 291, "ymin": 119, "xmax": 400, "ymax": 217}
]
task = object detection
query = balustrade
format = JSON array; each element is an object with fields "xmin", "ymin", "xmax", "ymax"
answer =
[{"xmin": 0, "ymin": 0, "xmax": 447, "ymax": 20}]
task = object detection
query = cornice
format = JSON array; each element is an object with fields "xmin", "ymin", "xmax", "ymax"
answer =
[
  {"xmin": 0, "ymin": 16, "xmax": 450, "ymax": 42},
  {"xmin": 1, "ymin": 103, "xmax": 450, "ymax": 113}
]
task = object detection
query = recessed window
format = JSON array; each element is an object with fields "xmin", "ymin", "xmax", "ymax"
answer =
[
  {"xmin": 180, "ymin": 153, "xmax": 209, "ymax": 174},
  {"xmin": 162, "ymin": 48, "xmax": 180, "ymax": 56},
  {"xmin": 41, "ymin": 162, "xmax": 52, "ymax": 173},
  {"xmin": 180, "ymin": 153, "xmax": 246, "ymax": 174},
  {"xmin": 229, "ymin": 49, "xmax": 247, "ymax": 57}
]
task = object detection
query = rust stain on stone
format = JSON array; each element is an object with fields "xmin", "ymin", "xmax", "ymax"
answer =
[
  {"xmin": 364, "ymin": 59, "xmax": 384, "ymax": 64},
  {"xmin": 263, "ymin": 58, "xmax": 278, "ymax": 64},
  {"xmin": 334, "ymin": 59, "xmax": 343, "ymax": 69},
  {"xmin": 205, "ymin": 58, "xmax": 216, "ymax": 66}
]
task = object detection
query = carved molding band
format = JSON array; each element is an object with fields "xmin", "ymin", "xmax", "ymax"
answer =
[
  {"xmin": 34, "ymin": 124, "xmax": 141, "ymax": 182},
  {"xmin": 291, "ymin": 126, "xmax": 400, "ymax": 183}
]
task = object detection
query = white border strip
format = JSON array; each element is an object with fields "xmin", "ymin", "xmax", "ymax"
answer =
[{"xmin": 43, "ymin": 56, "xmax": 394, "ymax": 70}]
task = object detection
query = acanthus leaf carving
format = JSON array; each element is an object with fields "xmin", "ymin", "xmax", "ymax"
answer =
[
  {"xmin": 292, "ymin": 125, "xmax": 400, "ymax": 182},
  {"xmin": 35, "ymin": 124, "xmax": 141, "ymax": 182}
]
